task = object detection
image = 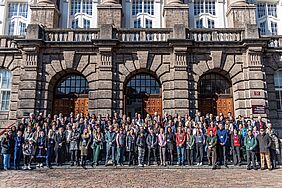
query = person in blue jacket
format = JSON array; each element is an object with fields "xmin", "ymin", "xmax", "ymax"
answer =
[
  {"xmin": 14, "ymin": 130, "xmax": 24, "ymax": 170},
  {"xmin": 216, "ymin": 123, "xmax": 228, "ymax": 167}
]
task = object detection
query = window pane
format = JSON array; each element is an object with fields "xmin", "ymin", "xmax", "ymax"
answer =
[{"xmin": 1, "ymin": 91, "xmax": 10, "ymax": 111}]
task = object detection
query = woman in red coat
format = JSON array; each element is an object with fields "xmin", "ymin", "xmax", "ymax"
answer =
[{"xmin": 176, "ymin": 127, "xmax": 186, "ymax": 166}]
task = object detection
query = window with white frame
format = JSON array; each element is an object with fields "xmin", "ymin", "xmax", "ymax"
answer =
[
  {"xmin": 207, "ymin": 19, "xmax": 214, "ymax": 28},
  {"xmin": 132, "ymin": 0, "xmax": 154, "ymax": 16},
  {"xmin": 274, "ymin": 70, "xmax": 282, "ymax": 110},
  {"xmin": 256, "ymin": 3, "xmax": 279, "ymax": 36},
  {"xmin": 194, "ymin": 0, "xmax": 215, "ymax": 16},
  {"xmin": 271, "ymin": 21, "xmax": 277, "ymax": 35},
  {"xmin": 0, "ymin": 69, "xmax": 12, "ymax": 111},
  {"xmin": 6, "ymin": 3, "xmax": 28, "ymax": 35},
  {"xmin": 70, "ymin": 0, "xmax": 92, "ymax": 28},
  {"xmin": 259, "ymin": 21, "xmax": 266, "ymax": 35},
  {"xmin": 257, "ymin": 3, "xmax": 266, "ymax": 18},
  {"xmin": 267, "ymin": 4, "xmax": 277, "ymax": 17},
  {"xmin": 131, "ymin": 0, "xmax": 154, "ymax": 28},
  {"xmin": 196, "ymin": 19, "xmax": 203, "ymax": 28}
]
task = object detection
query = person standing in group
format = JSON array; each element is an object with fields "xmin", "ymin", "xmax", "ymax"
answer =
[
  {"xmin": 126, "ymin": 128, "xmax": 136, "ymax": 166},
  {"xmin": 136, "ymin": 131, "xmax": 146, "ymax": 167},
  {"xmin": 36, "ymin": 130, "xmax": 47, "ymax": 168},
  {"xmin": 176, "ymin": 127, "xmax": 186, "ymax": 166},
  {"xmin": 166, "ymin": 127, "xmax": 174, "ymax": 165},
  {"xmin": 216, "ymin": 123, "xmax": 228, "ymax": 167},
  {"xmin": 146, "ymin": 128, "xmax": 158, "ymax": 166},
  {"xmin": 244, "ymin": 130, "xmax": 258, "ymax": 170},
  {"xmin": 194, "ymin": 128, "xmax": 205, "ymax": 166},
  {"xmin": 69, "ymin": 124, "xmax": 80, "ymax": 166},
  {"xmin": 1, "ymin": 132, "xmax": 11, "ymax": 170},
  {"xmin": 231, "ymin": 129, "xmax": 242, "ymax": 166},
  {"xmin": 186, "ymin": 129, "xmax": 195, "ymax": 166},
  {"xmin": 206, "ymin": 130, "xmax": 217, "ymax": 170},
  {"xmin": 80, "ymin": 128, "xmax": 90, "ymax": 167},
  {"xmin": 105, "ymin": 125, "xmax": 117, "ymax": 166},
  {"xmin": 55, "ymin": 127, "xmax": 66, "ymax": 166},
  {"xmin": 257, "ymin": 128, "xmax": 272, "ymax": 170},
  {"xmin": 23, "ymin": 138, "xmax": 35, "ymax": 170},
  {"xmin": 14, "ymin": 130, "xmax": 24, "ymax": 170},
  {"xmin": 116, "ymin": 128, "xmax": 126, "ymax": 166},
  {"xmin": 158, "ymin": 127, "xmax": 167, "ymax": 166},
  {"xmin": 46, "ymin": 129, "xmax": 56, "ymax": 168},
  {"xmin": 267, "ymin": 123, "xmax": 280, "ymax": 169},
  {"xmin": 91, "ymin": 127, "xmax": 104, "ymax": 166}
]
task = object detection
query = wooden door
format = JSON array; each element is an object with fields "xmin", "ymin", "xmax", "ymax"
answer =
[
  {"xmin": 198, "ymin": 98, "xmax": 216, "ymax": 116},
  {"xmin": 53, "ymin": 99, "xmax": 74, "ymax": 117},
  {"xmin": 216, "ymin": 97, "xmax": 234, "ymax": 117},
  {"xmin": 143, "ymin": 97, "xmax": 162, "ymax": 117},
  {"xmin": 74, "ymin": 97, "xmax": 89, "ymax": 117}
]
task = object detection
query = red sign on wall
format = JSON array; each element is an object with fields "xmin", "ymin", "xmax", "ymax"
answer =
[{"xmin": 252, "ymin": 105, "xmax": 266, "ymax": 114}]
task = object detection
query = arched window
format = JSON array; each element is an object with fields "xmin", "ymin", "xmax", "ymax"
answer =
[
  {"xmin": 0, "ymin": 69, "xmax": 12, "ymax": 111},
  {"xmin": 199, "ymin": 73, "xmax": 231, "ymax": 97},
  {"xmin": 126, "ymin": 73, "xmax": 160, "ymax": 96},
  {"xmin": 55, "ymin": 74, "xmax": 89, "ymax": 97},
  {"xmin": 274, "ymin": 70, "xmax": 282, "ymax": 109}
]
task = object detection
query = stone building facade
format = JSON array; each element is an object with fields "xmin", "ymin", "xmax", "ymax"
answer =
[{"xmin": 0, "ymin": 0, "xmax": 282, "ymax": 129}]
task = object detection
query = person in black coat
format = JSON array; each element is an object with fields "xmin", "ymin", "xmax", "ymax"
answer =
[
  {"xmin": 126, "ymin": 129, "xmax": 136, "ymax": 165},
  {"xmin": 146, "ymin": 128, "xmax": 158, "ymax": 166},
  {"xmin": 1, "ymin": 132, "xmax": 11, "ymax": 170},
  {"xmin": 55, "ymin": 127, "xmax": 66, "ymax": 166}
]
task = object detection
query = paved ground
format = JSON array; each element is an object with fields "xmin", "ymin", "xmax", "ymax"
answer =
[{"xmin": 0, "ymin": 166, "xmax": 281, "ymax": 188}]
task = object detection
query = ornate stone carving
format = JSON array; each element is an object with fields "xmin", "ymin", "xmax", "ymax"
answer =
[
  {"xmin": 166, "ymin": 0, "xmax": 182, "ymax": 5},
  {"xmin": 37, "ymin": 0, "xmax": 56, "ymax": 4},
  {"xmin": 102, "ymin": 0, "xmax": 119, "ymax": 4},
  {"xmin": 229, "ymin": 0, "xmax": 247, "ymax": 6}
]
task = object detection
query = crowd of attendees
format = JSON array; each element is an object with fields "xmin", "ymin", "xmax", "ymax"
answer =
[{"xmin": 0, "ymin": 111, "xmax": 280, "ymax": 171}]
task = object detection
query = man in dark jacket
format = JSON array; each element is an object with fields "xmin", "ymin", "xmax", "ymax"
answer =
[
  {"xmin": 55, "ymin": 127, "xmax": 66, "ymax": 166},
  {"xmin": 207, "ymin": 130, "xmax": 217, "ymax": 170},
  {"xmin": 146, "ymin": 128, "xmax": 158, "ymax": 166},
  {"xmin": 257, "ymin": 128, "xmax": 272, "ymax": 170},
  {"xmin": 105, "ymin": 125, "xmax": 117, "ymax": 166},
  {"xmin": 216, "ymin": 123, "xmax": 228, "ymax": 167},
  {"xmin": 14, "ymin": 130, "xmax": 24, "ymax": 170},
  {"xmin": 69, "ymin": 125, "xmax": 80, "ymax": 166}
]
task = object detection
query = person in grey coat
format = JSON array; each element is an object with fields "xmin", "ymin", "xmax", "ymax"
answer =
[
  {"xmin": 69, "ymin": 124, "xmax": 80, "ymax": 166},
  {"xmin": 126, "ymin": 129, "xmax": 136, "ymax": 165},
  {"xmin": 146, "ymin": 128, "xmax": 158, "ymax": 166}
]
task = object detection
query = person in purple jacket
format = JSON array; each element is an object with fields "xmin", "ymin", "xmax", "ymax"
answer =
[{"xmin": 216, "ymin": 123, "xmax": 228, "ymax": 167}]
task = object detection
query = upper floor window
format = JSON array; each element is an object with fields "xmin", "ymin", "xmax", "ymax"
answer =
[
  {"xmin": 207, "ymin": 19, "xmax": 214, "ymax": 28},
  {"xmin": 132, "ymin": 0, "xmax": 154, "ymax": 16},
  {"xmin": 257, "ymin": 3, "xmax": 277, "ymax": 18},
  {"xmin": 259, "ymin": 21, "xmax": 266, "ymax": 35},
  {"xmin": 194, "ymin": 0, "xmax": 215, "ymax": 16},
  {"xmin": 271, "ymin": 21, "xmax": 277, "ymax": 35},
  {"xmin": 7, "ymin": 3, "xmax": 28, "ymax": 35},
  {"xmin": 196, "ymin": 19, "xmax": 203, "ymax": 28},
  {"xmin": 70, "ymin": 0, "xmax": 92, "ymax": 28},
  {"xmin": 0, "ymin": 69, "xmax": 12, "ymax": 111},
  {"xmin": 274, "ymin": 70, "xmax": 282, "ymax": 110}
]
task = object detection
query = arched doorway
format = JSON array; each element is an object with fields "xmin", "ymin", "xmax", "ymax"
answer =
[
  {"xmin": 53, "ymin": 74, "xmax": 89, "ymax": 116},
  {"xmin": 125, "ymin": 73, "xmax": 162, "ymax": 118},
  {"xmin": 198, "ymin": 73, "xmax": 234, "ymax": 117}
]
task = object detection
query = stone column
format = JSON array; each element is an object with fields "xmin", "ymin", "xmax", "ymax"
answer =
[
  {"xmin": 226, "ymin": 0, "xmax": 256, "ymax": 28},
  {"xmin": 30, "ymin": 0, "xmax": 59, "ymax": 28},
  {"xmin": 164, "ymin": 0, "xmax": 189, "ymax": 28},
  {"xmin": 16, "ymin": 24, "xmax": 43, "ymax": 118},
  {"xmin": 97, "ymin": 0, "xmax": 122, "ymax": 28}
]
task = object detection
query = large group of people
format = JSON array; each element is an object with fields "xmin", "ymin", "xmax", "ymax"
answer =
[{"xmin": 0, "ymin": 111, "xmax": 280, "ymax": 171}]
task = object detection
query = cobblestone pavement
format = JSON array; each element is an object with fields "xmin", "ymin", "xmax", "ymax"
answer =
[{"xmin": 0, "ymin": 166, "xmax": 281, "ymax": 188}]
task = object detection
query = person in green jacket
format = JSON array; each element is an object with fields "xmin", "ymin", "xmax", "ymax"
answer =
[
  {"xmin": 244, "ymin": 130, "xmax": 258, "ymax": 170},
  {"xmin": 206, "ymin": 130, "xmax": 217, "ymax": 170},
  {"xmin": 186, "ymin": 128, "xmax": 195, "ymax": 166}
]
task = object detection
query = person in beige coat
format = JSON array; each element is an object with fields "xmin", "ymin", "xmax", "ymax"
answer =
[{"xmin": 80, "ymin": 128, "xmax": 90, "ymax": 167}]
